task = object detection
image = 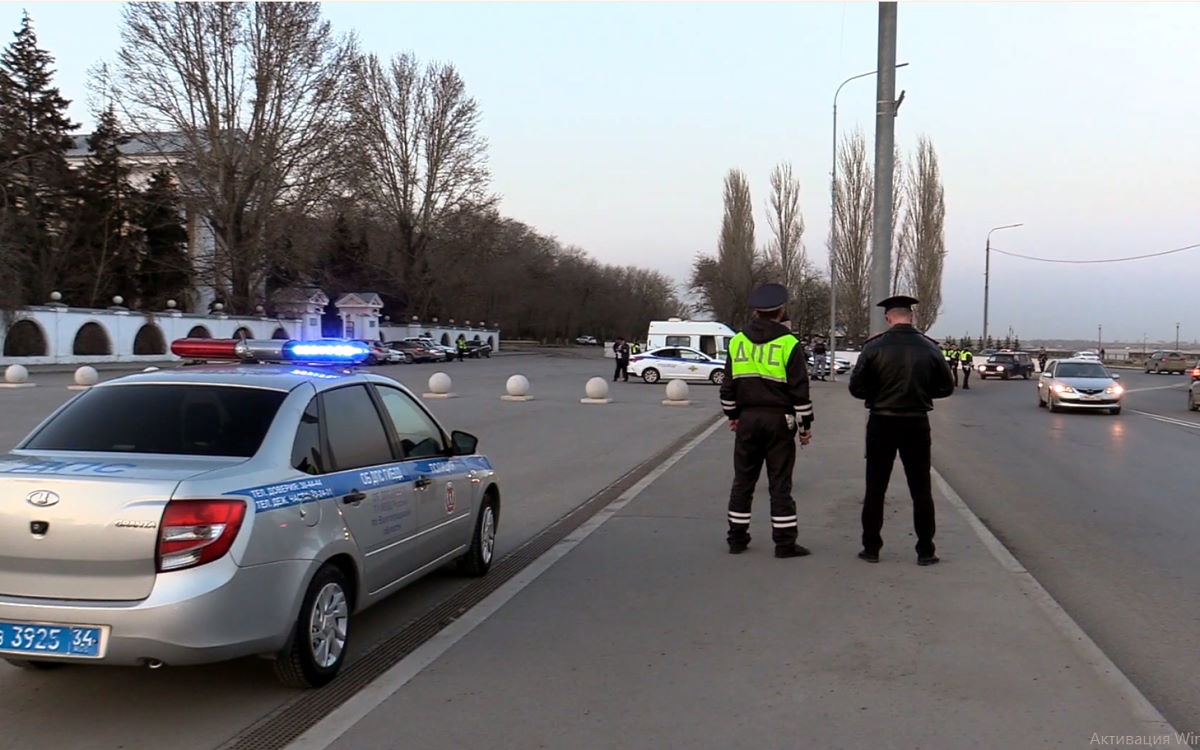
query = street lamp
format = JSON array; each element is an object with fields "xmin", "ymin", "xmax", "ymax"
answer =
[
  {"xmin": 1176, "ymin": 322, "xmax": 1180, "ymax": 350},
  {"xmin": 1098, "ymin": 324, "xmax": 1102, "ymax": 354},
  {"xmin": 982, "ymin": 223, "xmax": 1024, "ymax": 348},
  {"xmin": 829, "ymin": 61, "xmax": 909, "ymax": 381}
]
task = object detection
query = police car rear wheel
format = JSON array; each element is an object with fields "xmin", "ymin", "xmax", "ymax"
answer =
[
  {"xmin": 642, "ymin": 368, "xmax": 660, "ymax": 384},
  {"xmin": 710, "ymin": 370, "xmax": 725, "ymax": 385},
  {"xmin": 274, "ymin": 564, "xmax": 350, "ymax": 688},
  {"xmin": 458, "ymin": 494, "xmax": 497, "ymax": 577}
]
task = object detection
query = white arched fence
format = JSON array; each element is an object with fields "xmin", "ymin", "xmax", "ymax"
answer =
[{"xmin": 0, "ymin": 305, "xmax": 299, "ymax": 367}]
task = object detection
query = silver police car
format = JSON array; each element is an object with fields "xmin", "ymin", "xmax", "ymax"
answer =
[{"xmin": 0, "ymin": 339, "xmax": 500, "ymax": 687}]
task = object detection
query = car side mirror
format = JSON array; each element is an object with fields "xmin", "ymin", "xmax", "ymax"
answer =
[
  {"xmin": 1110, "ymin": 372, "xmax": 1121, "ymax": 380},
  {"xmin": 450, "ymin": 430, "xmax": 479, "ymax": 456}
]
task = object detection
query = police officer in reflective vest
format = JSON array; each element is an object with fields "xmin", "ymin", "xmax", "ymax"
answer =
[
  {"xmin": 849, "ymin": 295, "xmax": 954, "ymax": 565},
  {"xmin": 719, "ymin": 283, "xmax": 815, "ymax": 558},
  {"xmin": 960, "ymin": 348, "xmax": 974, "ymax": 389}
]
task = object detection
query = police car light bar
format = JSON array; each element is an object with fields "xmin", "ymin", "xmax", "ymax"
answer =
[{"xmin": 170, "ymin": 338, "xmax": 371, "ymax": 364}]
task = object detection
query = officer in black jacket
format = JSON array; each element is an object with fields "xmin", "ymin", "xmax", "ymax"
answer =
[
  {"xmin": 848, "ymin": 295, "xmax": 954, "ymax": 565},
  {"xmin": 719, "ymin": 283, "xmax": 815, "ymax": 558}
]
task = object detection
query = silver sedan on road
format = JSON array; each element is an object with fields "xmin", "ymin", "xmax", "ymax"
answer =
[
  {"xmin": 1036, "ymin": 358, "xmax": 1125, "ymax": 414},
  {"xmin": 0, "ymin": 339, "xmax": 500, "ymax": 687}
]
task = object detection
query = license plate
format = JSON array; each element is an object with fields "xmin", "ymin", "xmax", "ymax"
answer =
[{"xmin": 0, "ymin": 621, "xmax": 107, "ymax": 658}]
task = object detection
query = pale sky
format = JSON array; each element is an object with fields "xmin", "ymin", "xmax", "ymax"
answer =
[{"xmin": 10, "ymin": 1, "xmax": 1200, "ymax": 345}]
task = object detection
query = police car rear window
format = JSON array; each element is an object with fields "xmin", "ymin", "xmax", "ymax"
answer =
[{"xmin": 23, "ymin": 384, "xmax": 287, "ymax": 457}]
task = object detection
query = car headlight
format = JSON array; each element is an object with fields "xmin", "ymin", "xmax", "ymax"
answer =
[
  {"xmin": 996, "ymin": 365, "xmax": 1005, "ymax": 371},
  {"xmin": 1053, "ymin": 383, "xmax": 1075, "ymax": 393},
  {"xmin": 1107, "ymin": 385, "xmax": 1124, "ymax": 395}
]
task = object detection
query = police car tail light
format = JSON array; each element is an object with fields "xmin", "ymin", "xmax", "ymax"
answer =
[{"xmin": 157, "ymin": 499, "xmax": 247, "ymax": 572}]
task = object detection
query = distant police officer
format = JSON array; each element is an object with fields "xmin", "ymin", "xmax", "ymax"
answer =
[
  {"xmin": 720, "ymin": 283, "xmax": 815, "ymax": 558},
  {"xmin": 960, "ymin": 348, "xmax": 974, "ymax": 389},
  {"xmin": 947, "ymin": 343, "xmax": 960, "ymax": 387},
  {"xmin": 849, "ymin": 295, "xmax": 954, "ymax": 565}
]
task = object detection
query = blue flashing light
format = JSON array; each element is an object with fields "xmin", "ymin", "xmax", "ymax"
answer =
[
  {"xmin": 288, "ymin": 368, "xmax": 342, "ymax": 380},
  {"xmin": 282, "ymin": 340, "xmax": 371, "ymax": 364}
]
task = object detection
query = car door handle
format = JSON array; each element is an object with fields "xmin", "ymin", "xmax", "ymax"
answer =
[
  {"xmin": 342, "ymin": 490, "xmax": 366, "ymax": 504},
  {"xmin": 414, "ymin": 476, "xmax": 431, "ymax": 490}
]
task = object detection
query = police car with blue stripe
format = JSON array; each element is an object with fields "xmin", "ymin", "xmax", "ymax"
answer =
[
  {"xmin": 0, "ymin": 338, "xmax": 499, "ymax": 687},
  {"xmin": 628, "ymin": 345, "xmax": 727, "ymax": 385}
]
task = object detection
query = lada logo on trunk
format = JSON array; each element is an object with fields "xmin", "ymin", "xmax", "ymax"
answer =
[{"xmin": 26, "ymin": 490, "xmax": 60, "ymax": 507}]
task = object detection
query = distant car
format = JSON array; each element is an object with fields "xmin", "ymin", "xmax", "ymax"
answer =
[
  {"xmin": 807, "ymin": 353, "xmax": 851, "ymax": 375},
  {"xmin": 575, "ymin": 335, "xmax": 598, "ymax": 346},
  {"xmin": 464, "ymin": 340, "xmax": 492, "ymax": 359},
  {"xmin": 977, "ymin": 351, "xmax": 1035, "ymax": 380},
  {"xmin": 1145, "ymin": 350, "xmax": 1188, "ymax": 374},
  {"xmin": 1037, "ymin": 357, "xmax": 1124, "ymax": 414},
  {"xmin": 628, "ymin": 346, "xmax": 726, "ymax": 385},
  {"xmin": 1188, "ymin": 362, "xmax": 1200, "ymax": 410},
  {"xmin": 412, "ymin": 338, "xmax": 457, "ymax": 361},
  {"xmin": 1072, "ymin": 351, "xmax": 1101, "ymax": 362},
  {"xmin": 350, "ymin": 340, "xmax": 399, "ymax": 365},
  {"xmin": 0, "ymin": 338, "xmax": 499, "ymax": 687},
  {"xmin": 389, "ymin": 340, "xmax": 440, "ymax": 364},
  {"xmin": 402, "ymin": 338, "xmax": 451, "ymax": 362}
]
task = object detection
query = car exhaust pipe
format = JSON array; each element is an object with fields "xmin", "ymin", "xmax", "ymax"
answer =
[{"xmin": 142, "ymin": 658, "xmax": 165, "ymax": 670}]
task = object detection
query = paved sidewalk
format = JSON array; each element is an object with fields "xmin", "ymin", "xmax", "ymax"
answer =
[{"xmin": 293, "ymin": 384, "xmax": 1187, "ymax": 750}]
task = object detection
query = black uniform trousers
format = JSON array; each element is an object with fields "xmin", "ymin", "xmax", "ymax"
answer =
[
  {"xmin": 861, "ymin": 413, "xmax": 936, "ymax": 558},
  {"xmin": 961, "ymin": 362, "xmax": 972, "ymax": 389},
  {"xmin": 949, "ymin": 362, "xmax": 959, "ymax": 387},
  {"xmin": 728, "ymin": 408, "xmax": 798, "ymax": 546},
  {"xmin": 613, "ymin": 359, "xmax": 628, "ymax": 381}
]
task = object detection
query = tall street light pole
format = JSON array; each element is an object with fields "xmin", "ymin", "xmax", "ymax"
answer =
[
  {"xmin": 1176, "ymin": 322, "xmax": 1180, "ymax": 350},
  {"xmin": 829, "ymin": 60, "xmax": 908, "ymax": 381},
  {"xmin": 982, "ymin": 223, "xmax": 1023, "ymax": 348}
]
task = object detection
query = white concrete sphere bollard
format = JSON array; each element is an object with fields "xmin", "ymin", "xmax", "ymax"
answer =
[
  {"xmin": 5, "ymin": 364, "xmax": 29, "ymax": 384},
  {"xmin": 112, "ymin": 296, "xmax": 124, "ymax": 306},
  {"xmin": 49, "ymin": 291, "xmax": 62, "ymax": 302},
  {"xmin": 428, "ymin": 372, "xmax": 453, "ymax": 394},
  {"xmin": 506, "ymin": 374, "xmax": 530, "ymax": 397},
  {"xmin": 585, "ymin": 377, "xmax": 609, "ymax": 400},
  {"xmin": 74, "ymin": 366, "xmax": 99, "ymax": 387},
  {"xmin": 665, "ymin": 379, "xmax": 689, "ymax": 401}
]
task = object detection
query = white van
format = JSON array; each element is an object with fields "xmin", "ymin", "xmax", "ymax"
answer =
[{"xmin": 645, "ymin": 319, "xmax": 737, "ymax": 359}]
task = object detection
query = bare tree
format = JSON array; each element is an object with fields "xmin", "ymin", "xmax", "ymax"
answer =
[
  {"xmin": 690, "ymin": 168, "xmax": 759, "ymax": 325},
  {"xmin": 831, "ymin": 130, "xmax": 873, "ymax": 342},
  {"xmin": 348, "ymin": 52, "xmax": 494, "ymax": 318},
  {"xmin": 765, "ymin": 161, "xmax": 806, "ymax": 320},
  {"xmin": 109, "ymin": 2, "xmax": 356, "ymax": 312},
  {"xmin": 899, "ymin": 136, "xmax": 946, "ymax": 330}
]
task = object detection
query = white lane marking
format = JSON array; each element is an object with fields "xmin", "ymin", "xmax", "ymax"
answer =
[
  {"xmin": 933, "ymin": 469, "xmax": 1180, "ymax": 737},
  {"xmin": 285, "ymin": 416, "xmax": 727, "ymax": 750},
  {"xmin": 1128, "ymin": 410, "xmax": 1200, "ymax": 430},
  {"xmin": 1122, "ymin": 383, "xmax": 1188, "ymax": 393}
]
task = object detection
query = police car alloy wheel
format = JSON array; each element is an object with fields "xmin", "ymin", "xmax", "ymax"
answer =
[
  {"xmin": 641, "ymin": 368, "xmax": 661, "ymax": 384},
  {"xmin": 710, "ymin": 369, "xmax": 725, "ymax": 385},
  {"xmin": 458, "ymin": 495, "xmax": 498, "ymax": 577},
  {"xmin": 274, "ymin": 564, "xmax": 351, "ymax": 688}
]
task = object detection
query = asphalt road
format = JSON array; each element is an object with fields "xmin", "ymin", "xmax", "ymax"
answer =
[
  {"xmin": 3, "ymin": 354, "xmax": 1197, "ymax": 747},
  {"xmin": 0, "ymin": 349, "xmax": 718, "ymax": 750},
  {"xmin": 930, "ymin": 367, "xmax": 1200, "ymax": 735}
]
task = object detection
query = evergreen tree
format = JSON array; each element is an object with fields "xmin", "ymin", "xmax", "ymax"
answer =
[
  {"xmin": 319, "ymin": 212, "xmax": 371, "ymax": 291},
  {"xmin": 66, "ymin": 106, "xmax": 140, "ymax": 307},
  {"xmin": 0, "ymin": 12, "xmax": 79, "ymax": 303},
  {"xmin": 136, "ymin": 170, "xmax": 192, "ymax": 310}
]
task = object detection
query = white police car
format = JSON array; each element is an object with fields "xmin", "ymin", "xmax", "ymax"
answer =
[
  {"xmin": 628, "ymin": 346, "xmax": 726, "ymax": 384},
  {"xmin": 0, "ymin": 338, "xmax": 499, "ymax": 687}
]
